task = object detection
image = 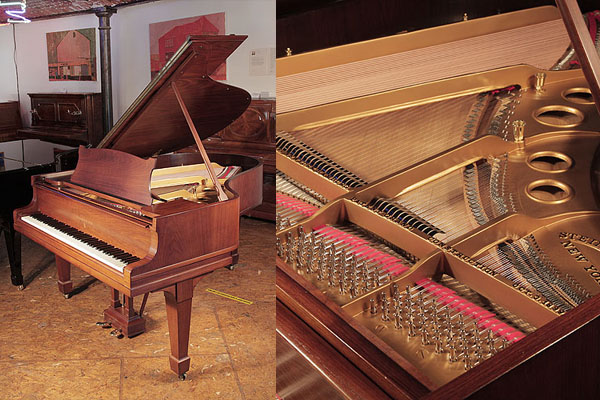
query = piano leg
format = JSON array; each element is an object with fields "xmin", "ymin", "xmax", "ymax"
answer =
[
  {"xmin": 4, "ymin": 225, "xmax": 24, "ymax": 290},
  {"xmin": 163, "ymin": 279, "xmax": 194, "ymax": 379},
  {"xmin": 55, "ymin": 255, "xmax": 72, "ymax": 298},
  {"xmin": 103, "ymin": 289, "xmax": 146, "ymax": 338}
]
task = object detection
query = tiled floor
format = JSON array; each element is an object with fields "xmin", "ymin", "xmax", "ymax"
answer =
[{"xmin": 0, "ymin": 217, "xmax": 275, "ymax": 400}]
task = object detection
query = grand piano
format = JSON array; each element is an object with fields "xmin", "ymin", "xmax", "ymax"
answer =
[
  {"xmin": 276, "ymin": 3, "xmax": 600, "ymax": 399},
  {"xmin": 14, "ymin": 35, "xmax": 263, "ymax": 379}
]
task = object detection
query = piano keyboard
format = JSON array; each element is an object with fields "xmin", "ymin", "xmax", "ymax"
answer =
[{"xmin": 21, "ymin": 213, "xmax": 140, "ymax": 273}]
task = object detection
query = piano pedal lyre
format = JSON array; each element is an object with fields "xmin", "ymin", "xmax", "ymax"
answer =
[{"xmin": 102, "ymin": 289, "xmax": 146, "ymax": 338}]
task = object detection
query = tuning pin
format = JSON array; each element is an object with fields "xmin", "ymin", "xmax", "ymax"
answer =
[
  {"xmin": 420, "ymin": 326, "xmax": 430, "ymax": 346},
  {"xmin": 394, "ymin": 309, "xmax": 403, "ymax": 329},
  {"xmin": 464, "ymin": 352, "xmax": 472, "ymax": 370},
  {"xmin": 306, "ymin": 243, "xmax": 315, "ymax": 274},
  {"xmin": 328, "ymin": 268, "xmax": 336, "ymax": 287},
  {"xmin": 487, "ymin": 330, "xmax": 496, "ymax": 356},
  {"xmin": 370, "ymin": 298, "xmax": 377, "ymax": 315},
  {"xmin": 317, "ymin": 250, "xmax": 326, "ymax": 281},
  {"xmin": 390, "ymin": 283, "xmax": 398, "ymax": 299},
  {"xmin": 349, "ymin": 282, "xmax": 357, "ymax": 298},
  {"xmin": 362, "ymin": 263, "xmax": 370, "ymax": 291},
  {"xmin": 327, "ymin": 247, "xmax": 335, "ymax": 285},
  {"xmin": 339, "ymin": 255, "xmax": 347, "ymax": 294},
  {"xmin": 474, "ymin": 340, "xmax": 483, "ymax": 364},
  {"xmin": 448, "ymin": 340, "xmax": 458, "ymax": 363},
  {"xmin": 276, "ymin": 237, "xmax": 282, "ymax": 257},
  {"xmin": 433, "ymin": 328, "xmax": 443, "ymax": 354},
  {"xmin": 408, "ymin": 315, "xmax": 417, "ymax": 337},
  {"xmin": 445, "ymin": 308, "xmax": 452, "ymax": 330},
  {"xmin": 381, "ymin": 298, "xmax": 390, "ymax": 321}
]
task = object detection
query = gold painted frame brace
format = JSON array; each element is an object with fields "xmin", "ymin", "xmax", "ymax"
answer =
[{"xmin": 171, "ymin": 81, "xmax": 228, "ymax": 201}]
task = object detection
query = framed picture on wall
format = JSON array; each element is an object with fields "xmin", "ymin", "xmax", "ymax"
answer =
[
  {"xmin": 149, "ymin": 12, "xmax": 226, "ymax": 80},
  {"xmin": 46, "ymin": 28, "xmax": 97, "ymax": 81}
]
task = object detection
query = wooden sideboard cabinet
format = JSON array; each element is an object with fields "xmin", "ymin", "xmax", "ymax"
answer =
[
  {"xmin": 184, "ymin": 98, "xmax": 276, "ymax": 220},
  {"xmin": 0, "ymin": 101, "xmax": 22, "ymax": 141},
  {"xmin": 18, "ymin": 93, "xmax": 103, "ymax": 146}
]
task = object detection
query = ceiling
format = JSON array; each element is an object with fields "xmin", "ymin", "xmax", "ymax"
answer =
[{"xmin": 0, "ymin": 0, "xmax": 157, "ymax": 24}]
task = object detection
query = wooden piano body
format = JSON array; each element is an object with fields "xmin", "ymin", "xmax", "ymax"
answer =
[
  {"xmin": 14, "ymin": 35, "xmax": 263, "ymax": 378},
  {"xmin": 276, "ymin": 5, "xmax": 600, "ymax": 399},
  {"xmin": 18, "ymin": 93, "xmax": 104, "ymax": 147}
]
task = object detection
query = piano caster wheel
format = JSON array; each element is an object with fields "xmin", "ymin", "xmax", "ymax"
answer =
[
  {"xmin": 63, "ymin": 293, "xmax": 70, "ymax": 299},
  {"xmin": 226, "ymin": 264, "xmax": 237, "ymax": 271},
  {"xmin": 178, "ymin": 373, "xmax": 187, "ymax": 381},
  {"xmin": 17, "ymin": 285, "xmax": 24, "ymax": 291}
]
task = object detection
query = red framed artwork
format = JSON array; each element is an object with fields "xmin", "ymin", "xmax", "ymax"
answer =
[{"xmin": 149, "ymin": 12, "xmax": 226, "ymax": 80}]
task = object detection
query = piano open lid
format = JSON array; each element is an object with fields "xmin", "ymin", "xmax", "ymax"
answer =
[{"xmin": 98, "ymin": 35, "xmax": 251, "ymax": 158}]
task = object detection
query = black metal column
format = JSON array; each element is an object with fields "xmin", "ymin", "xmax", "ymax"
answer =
[{"xmin": 95, "ymin": 6, "xmax": 117, "ymax": 135}]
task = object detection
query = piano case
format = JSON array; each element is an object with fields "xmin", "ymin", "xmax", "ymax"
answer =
[{"xmin": 13, "ymin": 35, "xmax": 263, "ymax": 379}]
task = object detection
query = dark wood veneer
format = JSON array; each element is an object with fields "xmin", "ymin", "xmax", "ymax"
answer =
[{"xmin": 18, "ymin": 93, "xmax": 103, "ymax": 146}]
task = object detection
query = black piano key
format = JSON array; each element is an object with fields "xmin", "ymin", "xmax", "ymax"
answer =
[{"xmin": 29, "ymin": 212, "xmax": 139, "ymax": 265}]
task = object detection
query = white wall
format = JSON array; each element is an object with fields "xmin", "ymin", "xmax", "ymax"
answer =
[
  {"xmin": 112, "ymin": 0, "xmax": 276, "ymax": 119},
  {"xmin": 2, "ymin": 0, "xmax": 275, "ymax": 127},
  {"xmin": 0, "ymin": 24, "xmax": 18, "ymax": 102}
]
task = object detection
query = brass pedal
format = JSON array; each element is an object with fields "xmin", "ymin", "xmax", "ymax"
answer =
[
  {"xmin": 96, "ymin": 321, "xmax": 112, "ymax": 329},
  {"xmin": 110, "ymin": 329, "xmax": 124, "ymax": 339}
]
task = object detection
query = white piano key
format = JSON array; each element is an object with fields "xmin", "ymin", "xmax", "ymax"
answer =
[{"xmin": 21, "ymin": 215, "xmax": 127, "ymax": 272}]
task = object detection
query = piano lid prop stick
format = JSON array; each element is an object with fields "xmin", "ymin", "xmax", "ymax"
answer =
[
  {"xmin": 556, "ymin": 0, "xmax": 600, "ymax": 116},
  {"xmin": 170, "ymin": 81, "xmax": 228, "ymax": 202}
]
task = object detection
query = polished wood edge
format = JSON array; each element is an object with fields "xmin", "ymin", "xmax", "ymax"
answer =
[
  {"xmin": 277, "ymin": 300, "xmax": 392, "ymax": 400},
  {"xmin": 426, "ymin": 293, "xmax": 600, "ymax": 399},
  {"xmin": 130, "ymin": 254, "xmax": 235, "ymax": 296},
  {"xmin": 99, "ymin": 35, "xmax": 248, "ymax": 149},
  {"xmin": 276, "ymin": 258, "xmax": 432, "ymax": 398}
]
